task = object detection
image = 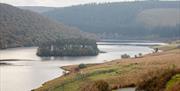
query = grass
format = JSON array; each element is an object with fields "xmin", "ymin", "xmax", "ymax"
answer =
[
  {"xmin": 165, "ymin": 74, "xmax": 180, "ymax": 91},
  {"xmin": 34, "ymin": 43, "xmax": 180, "ymax": 91},
  {"xmin": 136, "ymin": 68, "xmax": 180, "ymax": 91}
]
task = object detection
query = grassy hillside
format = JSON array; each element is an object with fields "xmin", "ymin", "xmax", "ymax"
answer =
[
  {"xmin": 41, "ymin": 1, "xmax": 180, "ymax": 40},
  {"xmin": 34, "ymin": 44, "xmax": 180, "ymax": 91},
  {"xmin": 0, "ymin": 3, "xmax": 96, "ymax": 49}
]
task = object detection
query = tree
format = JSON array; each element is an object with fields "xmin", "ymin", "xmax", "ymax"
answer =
[{"xmin": 79, "ymin": 63, "xmax": 87, "ymax": 69}]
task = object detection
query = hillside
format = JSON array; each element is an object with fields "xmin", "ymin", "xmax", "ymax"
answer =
[
  {"xmin": 0, "ymin": 3, "xmax": 95, "ymax": 49},
  {"xmin": 137, "ymin": 8, "xmax": 180, "ymax": 27},
  {"xmin": 19, "ymin": 6, "xmax": 56, "ymax": 13},
  {"xmin": 41, "ymin": 1, "xmax": 180, "ymax": 40}
]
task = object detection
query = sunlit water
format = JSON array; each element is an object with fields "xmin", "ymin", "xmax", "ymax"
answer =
[{"xmin": 0, "ymin": 42, "xmax": 166, "ymax": 91}]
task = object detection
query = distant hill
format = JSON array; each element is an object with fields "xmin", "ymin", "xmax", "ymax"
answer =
[
  {"xmin": 19, "ymin": 6, "xmax": 56, "ymax": 13},
  {"xmin": 38, "ymin": 1, "xmax": 179, "ymax": 40},
  {"xmin": 0, "ymin": 3, "xmax": 95, "ymax": 49},
  {"xmin": 137, "ymin": 8, "xmax": 180, "ymax": 27}
]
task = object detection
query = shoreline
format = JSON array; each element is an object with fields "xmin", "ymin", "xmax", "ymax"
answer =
[
  {"xmin": 1, "ymin": 41, "xmax": 178, "ymax": 91},
  {"xmin": 33, "ymin": 42, "xmax": 180, "ymax": 91},
  {"xmin": 0, "ymin": 59, "xmax": 35, "ymax": 61},
  {"xmin": 59, "ymin": 43, "xmax": 172, "ymax": 73},
  {"xmin": 0, "ymin": 62, "xmax": 12, "ymax": 66}
]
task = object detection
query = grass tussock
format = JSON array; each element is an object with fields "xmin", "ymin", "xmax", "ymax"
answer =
[{"xmin": 80, "ymin": 80, "xmax": 111, "ymax": 91}]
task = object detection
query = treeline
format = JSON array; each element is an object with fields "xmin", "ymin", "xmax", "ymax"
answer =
[
  {"xmin": 98, "ymin": 24, "xmax": 180, "ymax": 40},
  {"xmin": 37, "ymin": 38, "xmax": 99, "ymax": 56}
]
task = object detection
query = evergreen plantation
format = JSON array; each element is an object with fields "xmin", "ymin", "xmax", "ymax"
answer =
[{"xmin": 40, "ymin": 1, "xmax": 180, "ymax": 40}]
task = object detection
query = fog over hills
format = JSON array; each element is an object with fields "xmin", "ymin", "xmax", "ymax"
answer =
[{"xmin": 0, "ymin": 3, "xmax": 95, "ymax": 49}]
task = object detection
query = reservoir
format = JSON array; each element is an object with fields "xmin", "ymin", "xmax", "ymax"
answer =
[{"xmin": 0, "ymin": 41, "xmax": 166, "ymax": 91}]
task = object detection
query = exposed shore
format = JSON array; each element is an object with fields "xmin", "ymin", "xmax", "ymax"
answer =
[
  {"xmin": 0, "ymin": 59, "xmax": 34, "ymax": 61},
  {"xmin": 0, "ymin": 59, "xmax": 34, "ymax": 66},
  {"xmin": 33, "ymin": 42, "xmax": 180, "ymax": 91}
]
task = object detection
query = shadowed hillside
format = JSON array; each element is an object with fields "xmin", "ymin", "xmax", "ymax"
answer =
[{"xmin": 0, "ymin": 3, "xmax": 96, "ymax": 49}]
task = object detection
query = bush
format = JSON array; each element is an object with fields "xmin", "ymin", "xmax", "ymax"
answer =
[
  {"xmin": 177, "ymin": 45, "xmax": 180, "ymax": 49},
  {"xmin": 121, "ymin": 54, "xmax": 130, "ymax": 59},
  {"xmin": 81, "ymin": 80, "xmax": 111, "ymax": 91},
  {"xmin": 138, "ymin": 53, "xmax": 142, "ymax": 57},
  {"xmin": 79, "ymin": 63, "xmax": 87, "ymax": 69}
]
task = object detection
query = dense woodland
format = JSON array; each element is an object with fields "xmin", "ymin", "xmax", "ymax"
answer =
[
  {"xmin": 0, "ymin": 3, "xmax": 97, "ymax": 49},
  {"xmin": 37, "ymin": 38, "xmax": 99, "ymax": 56},
  {"xmin": 40, "ymin": 1, "xmax": 180, "ymax": 40}
]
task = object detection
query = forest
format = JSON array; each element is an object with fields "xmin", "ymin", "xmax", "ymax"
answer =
[
  {"xmin": 37, "ymin": 38, "xmax": 99, "ymax": 56},
  {"xmin": 0, "ymin": 3, "xmax": 97, "ymax": 49},
  {"xmin": 41, "ymin": 1, "xmax": 180, "ymax": 40}
]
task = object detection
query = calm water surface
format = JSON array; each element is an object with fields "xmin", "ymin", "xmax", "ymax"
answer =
[
  {"xmin": 117, "ymin": 87, "xmax": 136, "ymax": 91},
  {"xmin": 0, "ymin": 42, "xmax": 165, "ymax": 91}
]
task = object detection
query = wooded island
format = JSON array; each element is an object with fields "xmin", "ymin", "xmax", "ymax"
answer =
[{"xmin": 37, "ymin": 38, "xmax": 99, "ymax": 56}]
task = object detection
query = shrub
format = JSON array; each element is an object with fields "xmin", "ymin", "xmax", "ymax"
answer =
[
  {"xmin": 121, "ymin": 54, "xmax": 130, "ymax": 59},
  {"xmin": 138, "ymin": 53, "xmax": 142, "ymax": 57},
  {"xmin": 134, "ymin": 55, "xmax": 138, "ymax": 58},
  {"xmin": 177, "ymin": 45, "xmax": 180, "ymax": 49},
  {"xmin": 79, "ymin": 63, "xmax": 87, "ymax": 69},
  {"xmin": 81, "ymin": 80, "xmax": 111, "ymax": 91}
]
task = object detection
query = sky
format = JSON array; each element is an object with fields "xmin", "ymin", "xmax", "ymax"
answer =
[
  {"xmin": 0, "ymin": 0, "xmax": 137, "ymax": 7},
  {"xmin": 0, "ymin": 0, "xmax": 178, "ymax": 7}
]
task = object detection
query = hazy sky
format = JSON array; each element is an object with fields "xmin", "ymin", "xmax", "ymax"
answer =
[{"xmin": 0, "ymin": 0, "xmax": 136, "ymax": 7}]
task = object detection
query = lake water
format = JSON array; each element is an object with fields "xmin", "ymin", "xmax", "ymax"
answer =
[
  {"xmin": 0, "ymin": 42, "xmax": 166, "ymax": 91},
  {"xmin": 117, "ymin": 87, "xmax": 136, "ymax": 91}
]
